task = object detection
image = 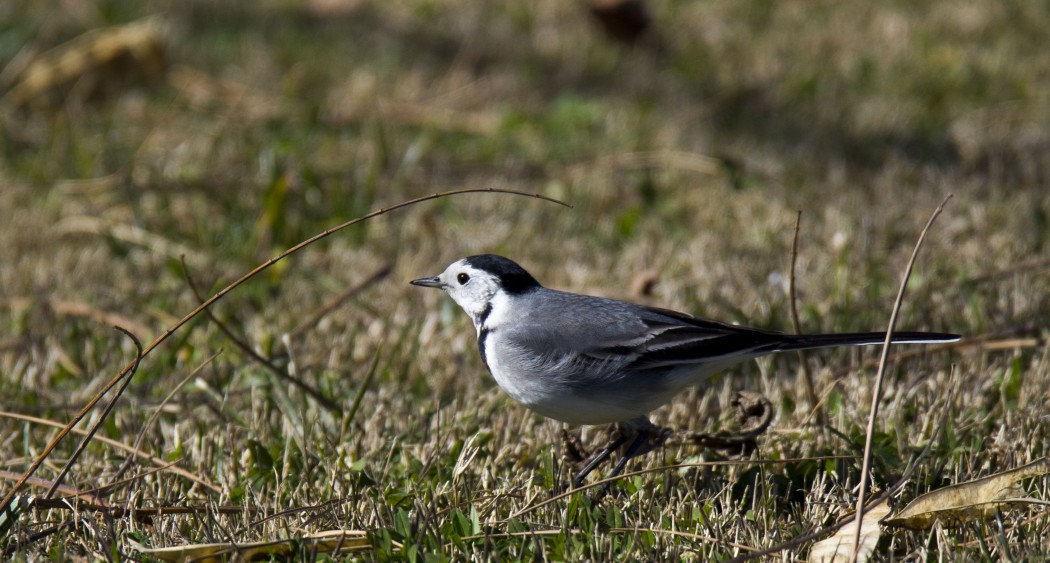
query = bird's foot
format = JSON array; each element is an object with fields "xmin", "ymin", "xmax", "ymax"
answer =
[
  {"xmin": 562, "ymin": 425, "xmax": 623, "ymax": 472},
  {"xmin": 568, "ymin": 426, "xmax": 627, "ymax": 489}
]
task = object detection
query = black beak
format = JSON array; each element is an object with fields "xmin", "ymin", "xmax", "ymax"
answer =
[{"xmin": 410, "ymin": 276, "xmax": 444, "ymax": 289}]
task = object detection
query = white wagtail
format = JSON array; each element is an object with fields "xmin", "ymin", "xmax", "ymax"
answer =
[{"xmin": 411, "ymin": 254, "xmax": 959, "ymax": 487}]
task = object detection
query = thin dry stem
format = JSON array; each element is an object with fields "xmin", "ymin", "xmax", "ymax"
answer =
[
  {"xmin": 729, "ymin": 366, "xmax": 960, "ymax": 562},
  {"xmin": 850, "ymin": 193, "xmax": 953, "ymax": 561},
  {"xmin": 182, "ymin": 259, "xmax": 340, "ymax": 411},
  {"xmin": 789, "ymin": 209, "xmax": 821, "ymax": 424},
  {"xmin": 44, "ymin": 326, "xmax": 143, "ymax": 499},
  {"xmin": 0, "ymin": 188, "xmax": 571, "ymax": 516},
  {"xmin": 288, "ymin": 261, "xmax": 393, "ymax": 339}
]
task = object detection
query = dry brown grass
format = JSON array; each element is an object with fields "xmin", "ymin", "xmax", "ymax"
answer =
[{"xmin": 1, "ymin": 0, "xmax": 1048, "ymax": 559}]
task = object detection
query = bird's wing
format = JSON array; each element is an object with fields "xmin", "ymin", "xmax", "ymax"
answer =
[
  {"xmin": 586, "ymin": 304, "xmax": 787, "ymax": 370},
  {"xmin": 504, "ymin": 291, "xmax": 787, "ymax": 374}
]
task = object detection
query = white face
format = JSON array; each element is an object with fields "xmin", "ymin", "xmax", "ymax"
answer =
[{"xmin": 431, "ymin": 260, "xmax": 502, "ymax": 324}]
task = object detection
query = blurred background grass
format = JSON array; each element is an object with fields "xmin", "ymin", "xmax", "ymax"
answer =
[{"xmin": 1, "ymin": 0, "xmax": 1048, "ymax": 559}]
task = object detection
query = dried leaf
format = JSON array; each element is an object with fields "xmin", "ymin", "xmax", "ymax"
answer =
[
  {"xmin": 808, "ymin": 499, "xmax": 889, "ymax": 563},
  {"xmin": 884, "ymin": 457, "xmax": 1050, "ymax": 529},
  {"xmin": 4, "ymin": 16, "xmax": 168, "ymax": 109},
  {"xmin": 129, "ymin": 529, "xmax": 370, "ymax": 562}
]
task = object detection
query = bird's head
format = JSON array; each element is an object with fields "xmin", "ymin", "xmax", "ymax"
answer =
[{"xmin": 410, "ymin": 254, "xmax": 541, "ymax": 325}]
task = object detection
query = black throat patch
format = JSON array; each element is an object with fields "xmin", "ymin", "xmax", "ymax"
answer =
[
  {"xmin": 478, "ymin": 327, "xmax": 493, "ymax": 372},
  {"xmin": 476, "ymin": 303, "xmax": 493, "ymax": 327}
]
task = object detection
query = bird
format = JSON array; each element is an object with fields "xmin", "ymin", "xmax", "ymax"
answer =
[{"xmin": 410, "ymin": 254, "xmax": 959, "ymax": 488}]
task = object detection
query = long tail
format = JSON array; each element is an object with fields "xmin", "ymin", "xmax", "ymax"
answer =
[{"xmin": 777, "ymin": 331, "xmax": 960, "ymax": 352}]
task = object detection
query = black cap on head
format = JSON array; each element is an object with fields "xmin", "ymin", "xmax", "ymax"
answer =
[{"xmin": 464, "ymin": 254, "xmax": 541, "ymax": 294}]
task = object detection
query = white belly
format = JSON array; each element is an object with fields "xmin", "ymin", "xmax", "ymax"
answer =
[{"xmin": 481, "ymin": 335, "xmax": 670, "ymax": 425}]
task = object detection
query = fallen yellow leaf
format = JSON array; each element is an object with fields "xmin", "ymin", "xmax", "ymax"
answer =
[{"xmin": 885, "ymin": 458, "xmax": 1050, "ymax": 529}]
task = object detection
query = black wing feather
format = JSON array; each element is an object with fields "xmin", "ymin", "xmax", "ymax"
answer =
[{"xmin": 589, "ymin": 305, "xmax": 790, "ymax": 370}]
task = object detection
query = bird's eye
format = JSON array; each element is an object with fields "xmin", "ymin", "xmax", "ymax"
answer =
[{"xmin": 457, "ymin": 273, "xmax": 470, "ymax": 285}]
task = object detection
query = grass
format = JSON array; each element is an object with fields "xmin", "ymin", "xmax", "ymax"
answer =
[{"xmin": 1, "ymin": 0, "xmax": 1049, "ymax": 559}]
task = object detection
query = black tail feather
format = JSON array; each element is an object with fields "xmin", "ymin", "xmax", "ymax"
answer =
[{"xmin": 777, "ymin": 331, "xmax": 960, "ymax": 352}]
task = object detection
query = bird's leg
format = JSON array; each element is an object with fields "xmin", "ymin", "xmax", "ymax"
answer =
[
  {"xmin": 571, "ymin": 428, "xmax": 627, "ymax": 489},
  {"xmin": 600, "ymin": 432, "xmax": 648, "ymax": 489},
  {"xmin": 604, "ymin": 424, "xmax": 671, "ymax": 479},
  {"xmin": 567, "ymin": 418, "xmax": 668, "ymax": 494},
  {"xmin": 586, "ymin": 423, "xmax": 671, "ymax": 495},
  {"xmin": 561, "ymin": 425, "xmax": 617, "ymax": 469}
]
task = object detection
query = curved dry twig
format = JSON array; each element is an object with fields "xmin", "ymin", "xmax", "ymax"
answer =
[
  {"xmin": 789, "ymin": 210, "xmax": 821, "ymax": 423},
  {"xmin": 44, "ymin": 326, "xmax": 143, "ymax": 499},
  {"xmin": 0, "ymin": 187, "xmax": 571, "ymax": 516},
  {"xmin": 850, "ymin": 194, "xmax": 952, "ymax": 560},
  {"xmin": 727, "ymin": 366, "xmax": 959, "ymax": 562},
  {"xmin": 289, "ymin": 262, "xmax": 393, "ymax": 339},
  {"xmin": 113, "ymin": 350, "xmax": 223, "ymax": 515},
  {"xmin": 181, "ymin": 259, "xmax": 340, "ymax": 412}
]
